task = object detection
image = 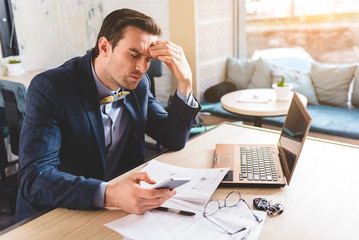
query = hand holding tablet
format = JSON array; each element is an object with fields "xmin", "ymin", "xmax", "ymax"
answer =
[{"xmin": 152, "ymin": 177, "xmax": 191, "ymax": 190}]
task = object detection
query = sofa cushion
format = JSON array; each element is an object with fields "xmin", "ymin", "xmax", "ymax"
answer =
[
  {"xmin": 247, "ymin": 58, "xmax": 319, "ymax": 105},
  {"xmin": 266, "ymin": 58, "xmax": 312, "ymax": 73},
  {"xmin": 271, "ymin": 68, "xmax": 319, "ymax": 105},
  {"xmin": 248, "ymin": 58, "xmax": 278, "ymax": 89},
  {"xmin": 352, "ymin": 67, "xmax": 359, "ymax": 107},
  {"xmin": 200, "ymin": 100, "xmax": 359, "ymax": 140},
  {"xmin": 311, "ymin": 62, "xmax": 357, "ymax": 107},
  {"xmin": 251, "ymin": 47, "xmax": 314, "ymax": 73},
  {"xmin": 306, "ymin": 105, "xmax": 359, "ymax": 139},
  {"xmin": 226, "ymin": 58, "xmax": 257, "ymax": 90}
]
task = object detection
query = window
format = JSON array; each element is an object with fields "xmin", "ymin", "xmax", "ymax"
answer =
[
  {"xmin": 0, "ymin": 0, "xmax": 19, "ymax": 57},
  {"xmin": 245, "ymin": 0, "xmax": 359, "ymax": 63}
]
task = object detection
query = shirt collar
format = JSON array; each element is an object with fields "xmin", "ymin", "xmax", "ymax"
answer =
[{"xmin": 91, "ymin": 59, "xmax": 121, "ymax": 101}]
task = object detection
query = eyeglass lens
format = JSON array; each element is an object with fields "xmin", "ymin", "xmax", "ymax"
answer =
[
  {"xmin": 204, "ymin": 199, "xmax": 220, "ymax": 216},
  {"xmin": 224, "ymin": 191, "xmax": 241, "ymax": 207},
  {"xmin": 203, "ymin": 190, "xmax": 263, "ymax": 235}
]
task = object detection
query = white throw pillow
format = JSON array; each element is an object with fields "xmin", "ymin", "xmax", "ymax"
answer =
[
  {"xmin": 311, "ymin": 63, "xmax": 357, "ymax": 107},
  {"xmin": 248, "ymin": 58, "xmax": 278, "ymax": 89},
  {"xmin": 271, "ymin": 69, "xmax": 319, "ymax": 105},
  {"xmin": 226, "ymin": 58, "xmax": 257, "ymax": 90},
  {"xmin": 352, "ymin": 66, "xmax": 359, "ymax": 107}
]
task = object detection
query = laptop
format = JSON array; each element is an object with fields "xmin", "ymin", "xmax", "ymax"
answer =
[{"xmin": 213, "ymin": 92, "xmax": 312, "ymax": 187}]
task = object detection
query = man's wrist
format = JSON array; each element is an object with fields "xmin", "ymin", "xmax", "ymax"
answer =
[
  {"xmin": 177, "ymin": 79, "xmax": 192, "ymax": 96},
  {"xmin": 104, "ymin": 182, "xmax": 115, "ymax": 207},
  {"xmin": 176, "ymin": 89, "xmax": 197, "ymax": 107},
  {"xmin": 92, "ymin": 182, "xmax": 108, "ymax": 208},
  {"xmin": 177, "ymin": 86, "xmax": 192, "ymax": 96}
]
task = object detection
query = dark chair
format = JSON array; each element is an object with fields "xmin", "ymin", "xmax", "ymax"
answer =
[
  {"xmin": 0, "ymin": 79, "xmax": 26, "ymax": 215},
  {"xmin": 145, "ymin": 59, "xmax": 164, "ymax": 157},
  {"xmin": 146, "ymin": 58, "xmax": 162, "ymax": 97}
]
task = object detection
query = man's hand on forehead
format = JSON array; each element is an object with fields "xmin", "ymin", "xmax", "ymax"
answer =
[
  {"xmin": 147, "ymin": 41, "xmax": 156, "ymax": 56},
  {"xmin": 148, "ymin": 40, "xmax": 192, "ymax": 95},
  {"xmin": 148, "ymin": 40, "xmax": 179, "ymax": 60}
]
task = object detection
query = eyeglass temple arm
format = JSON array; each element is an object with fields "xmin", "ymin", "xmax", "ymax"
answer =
[
  {"xmin": 203, "ymin": 214, "xmax": 247, "ymax": 235},
  {"xmin": 241, "ymin": 199, "xmax": 263, "ymax": 223}
]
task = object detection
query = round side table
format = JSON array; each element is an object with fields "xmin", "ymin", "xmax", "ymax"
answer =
[{"xmin": 220, "ymin": 88, "xmax": 307, "ymax": 127}]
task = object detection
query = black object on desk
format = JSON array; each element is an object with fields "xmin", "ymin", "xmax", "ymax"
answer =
[{"xmin": 155, "ymin": 207, "xmax": 195, "ymax": 216}]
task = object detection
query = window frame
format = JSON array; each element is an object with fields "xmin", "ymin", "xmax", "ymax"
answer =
[{"xmin": 0, "ymin": 0, "xmax": 19, "ymax": 57}]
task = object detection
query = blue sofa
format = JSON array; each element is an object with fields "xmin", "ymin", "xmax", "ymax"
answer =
[
  {"xmin": 200, "ymin": 101, "xmax": 359, "ymax": 139},
  {"xmin": 202, "ymin": 50, "xmax": 359, "ymax": 140}
]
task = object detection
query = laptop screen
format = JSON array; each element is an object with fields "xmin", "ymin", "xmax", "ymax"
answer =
[{"xmin": 278, "ymin": 92, "xmax": 312, "ymax": 184}]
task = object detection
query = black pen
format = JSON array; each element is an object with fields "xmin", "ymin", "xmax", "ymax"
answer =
[{"xmin": 155, "ymin": 207, "xmax": 195, "ymax": 216}]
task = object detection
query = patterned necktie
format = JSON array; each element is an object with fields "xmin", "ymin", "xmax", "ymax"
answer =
[{"xmin": 100, "ymin": 91, "xmax": 130, "ymax": 105}]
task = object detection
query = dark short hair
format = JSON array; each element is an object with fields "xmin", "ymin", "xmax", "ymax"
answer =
[{"xmin": 92, "ymin": 8, "xmax": 162, "ymax": 57}]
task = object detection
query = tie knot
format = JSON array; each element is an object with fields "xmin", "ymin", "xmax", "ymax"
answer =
[{"xmin": 100, "ymin": 91, "xmax": 130, "ymax": 105}]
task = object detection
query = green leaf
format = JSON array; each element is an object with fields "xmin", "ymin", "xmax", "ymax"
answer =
[
  {"xmin": 8, "ymin": 59, "xmax": 21, "ymax": 64},
  {"xmin": 277, "ymin": 76, "xmax": 285, "ymax": 87}
]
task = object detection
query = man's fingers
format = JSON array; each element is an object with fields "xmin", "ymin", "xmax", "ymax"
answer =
[
  {"xmin": 125, "ymin": 189, "xmax": 176, "ymax": 214},
  {"xmin": 129, "ymin": 172, "xmax": 156, "ymax": 184},
  {"xmin": 137, "ymin": 187, "xmax": 176, "ymax": 199},
  {"xmin": 149, "ymin": 41, "xmax": 181, "ymax": 57},
  {"xmin": 157, "ymin": 55, "xmax": 177, "ymax": 65},
  {"xmin": 151, "ymin": 40, "xmax": 177, "ymax": 48},
  {"xmin": 104, "ymin": 171, "xmax": 178, "ymax": 215},
  {"xmin": 150, "ymin": 48, "xmax": 179, "ymax": 59},
  {"xmin": 139, "ymin": 190, "xmax": 177, "ymax": 208},
  {"xmin": 150, "ymin": 42, "xmax": 178, "ymax": 52}
]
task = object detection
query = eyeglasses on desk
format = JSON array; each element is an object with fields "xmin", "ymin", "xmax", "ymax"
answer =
[{"xmin": 203, "ymin": 191, "xmax": 263, "ymax": 235}]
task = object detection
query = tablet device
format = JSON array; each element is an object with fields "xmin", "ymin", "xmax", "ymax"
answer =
[{"xmin": 152, "ymin": 178, "xmax": 190, "ymax": 190}]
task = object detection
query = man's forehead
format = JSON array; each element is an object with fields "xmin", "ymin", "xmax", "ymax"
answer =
[
  {"xmin": 121, "ymin": 26, "xmax": 157, "ymax": 47},
  {"xmin": 129, "ymin": 47, "xmax": 151, "ymax": 56}
]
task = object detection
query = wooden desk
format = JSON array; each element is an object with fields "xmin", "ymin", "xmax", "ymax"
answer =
[
  {"xmin": 1, "ymin": 123, "xmax": 358, "ymax": 240},
  {"xmin": 221, "ymin": 89, "xmax": 307, "ymax": 126},
  {"xmin": 0, "ymin": 70, "xmax": 44, "ymax": 88}
]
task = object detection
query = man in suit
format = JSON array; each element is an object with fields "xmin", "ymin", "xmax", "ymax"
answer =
[{"xmin": 15, "ymin": 9, "xmax": 200, "ymax": 222}]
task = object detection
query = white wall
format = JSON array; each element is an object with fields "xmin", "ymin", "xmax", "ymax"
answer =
[
  {"xmin": 12, "ymin": 0, "xmax": 103, "ymax": 70},
  {"xmin": 11, "ymin": 0, "xmax": 172, "ymax": 103},
  {"xmin": 196, "ymin": 0, "xmax": 234, "ymax": 99}
]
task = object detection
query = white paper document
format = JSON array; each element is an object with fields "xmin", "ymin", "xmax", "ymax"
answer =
[
  {"xmin": 105, "ymin": 200, "xmax": 266, "ymax": 240},
  {"xmin": 105, "ymin": 160, "xmax": 266, "ymax": 240},
  {"xmin": 237, "ymin": 92, "xmax": 271, "ymax": 103},
  {"xmin": 140, "ymin": 160, "xmax": 229, "ymax": 204}
]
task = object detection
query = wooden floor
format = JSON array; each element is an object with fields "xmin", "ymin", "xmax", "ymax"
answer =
[{"xmin": 199, "ymin": 114, "xmax": 359, "ymax": 146}]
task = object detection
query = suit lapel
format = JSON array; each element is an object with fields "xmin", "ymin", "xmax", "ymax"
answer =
[
  {"xmin": 77, "ymin": 53, "xmax": 106, "ymax": 168},
  {"xmin": 122, "ymin": 91, "xmax": 140, "ymax": 120},
  {"xmin": 75, "ymin": 53, "xmax": 147, "ymax": 171},
  {"xmin": 122, "ymin": 90, "xmax": 144, "ymax": 141}
]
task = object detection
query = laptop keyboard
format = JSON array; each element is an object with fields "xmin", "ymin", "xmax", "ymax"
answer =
[{"xmin": 239, "ymin": 146, "xmax": 277, "ymax": 181}]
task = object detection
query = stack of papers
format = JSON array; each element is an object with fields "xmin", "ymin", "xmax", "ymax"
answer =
[
  {"xmin": 104, "ymin": 160, "xmax": 266, "ymax": 240},
  {"xmin": 105, "ymin": 200, "xmax": 266, "ymax": 240}
]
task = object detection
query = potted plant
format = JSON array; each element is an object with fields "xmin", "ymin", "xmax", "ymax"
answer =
[
  {"xmin": 272, "ymin": 77, "xmax": 293, "ymax": 100},
  {"xmin": 6, "ymin": 58, "xmax": 25, "ymax": 76}
]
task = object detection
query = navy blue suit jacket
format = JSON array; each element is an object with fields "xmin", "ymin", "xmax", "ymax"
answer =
[{"xmin": 15, "ymin": 52, "xmax": 200, "ymax": 222}]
